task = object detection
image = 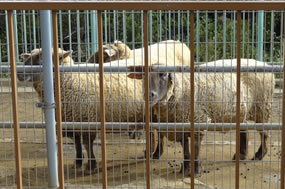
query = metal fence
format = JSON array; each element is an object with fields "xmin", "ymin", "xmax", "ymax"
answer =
[{"xmin": 0, "ymin": 1, "xmax": 285, "ymax": 189}]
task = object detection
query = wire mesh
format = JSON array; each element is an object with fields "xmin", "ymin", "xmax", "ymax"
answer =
[{"xmin": 0, "ymin": 7, "xmax": 284, "ymax": 189}]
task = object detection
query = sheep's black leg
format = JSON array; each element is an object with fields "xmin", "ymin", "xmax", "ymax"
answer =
[
  {"xmin": 152, "ymin": 133, "xmax": 164, "ymax": 159},
  {"xmin": 74, "ymin": 133, "xmax": 84, "ymax": 168},
  {"xmin": 180, "ymin": 135, "xmax": 190, "ymax": 175},
  {"xmin": 232, "ymin": 131, "xmax": 248, "ymax": 160},
  {"xmin": 83, "ymin": 133, "xmax": 97, "ymax": 173},
  {"xmin": 194, "ymin": 133, "xmax": 203, "ymax": 176},
  {"xmin": 252, "ymin": 131, "xmax": 268, "ymax": 160},
  {"xmin": 180, "ymin": 133, "xmax": 202, "ymax": 176},
  {"xmin": 63, "ymin": 131, "xmax": 83, "ymax": 168}
]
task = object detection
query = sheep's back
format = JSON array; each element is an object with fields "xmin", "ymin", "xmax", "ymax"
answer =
[{"xmin": 60, "ymin": 73, "xmax": 145, "ymax": 123}]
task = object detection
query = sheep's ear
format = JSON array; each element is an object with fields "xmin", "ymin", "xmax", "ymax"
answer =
[
  {"xmin": 128, "ymin": 65, "xmax": 145, "ymax": 73},
  {"xmin": 127, "ymin": 73, "xmax": 143, "ymax": 80},
  {"xmin": 127, "ymin": 65, "xmax": 146, "ymax": 79},
  {"xmin": 20, "ymin": 53, "xmax": 31, "ymax": 60},
  {"xmin": 168, "ymin": 73, "xmax": 174, "ymax": 81},
  {"xmin": 63, "ymin": 50, "xmax": 73, "ymax": 58},
  {"xmin": 104, "ymin": 49, "xmax": 116, "ymax": 57},
  {"xmin": 168, "ymin": 73, "xmax": 175, "ymax": 86}
]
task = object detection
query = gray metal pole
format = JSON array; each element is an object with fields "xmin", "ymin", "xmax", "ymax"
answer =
[{"xmin": 39, "ymin": 10, "xmax": 59, "ymax": 189}]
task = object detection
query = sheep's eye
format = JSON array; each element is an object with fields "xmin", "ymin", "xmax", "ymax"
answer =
[{"xmin": 159, "ymin": 73, "xmax": 167, "ymax": 78}]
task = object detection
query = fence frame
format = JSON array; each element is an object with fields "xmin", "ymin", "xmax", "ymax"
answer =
[{"xmin": 1, "ymin": 1, "xmax": 285, "ymax": 189}]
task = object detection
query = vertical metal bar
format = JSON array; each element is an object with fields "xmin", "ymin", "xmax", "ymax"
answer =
[
  {"xmin": 52, "ymin": 11, "xmax": 64, "ymax": 189},
  {"xmin": 86, "ymin": 10, "xmax": 90, "ymax": 58},
  {"xmin": 190, "ymin": 11, "xmax": 195, "ymax": 189},
  {"xmin": 251, "ymin": 12, "xmax": 255, "ymax": 59},
  {"xmin": 196, "ymin": 11, "xmax": 199, "ymax": 63},
  {"xmin": 76, "ymin": 10, "xmax": 81, "ymax": 63},
  {"xmin": 113, "ymin": 10, "xmax": 117, "ymax": 41},
  {"xmin": 59, "ymin": 10, "xmax": 63, "ymax": 49},
  {"xmin": 270, "ymin": 11, "xmax": 274, "ymax": 63},
  {"xmin": 149, "ymin": 10, "xmax": 152, "ymax": 44},
  {"xmin": 68, "ymin": 10, "xmax": 72, "ymax": 51},
  {"xmin": 178, "ymin": 10, "xmax": 181, "ymax": 40},
  {"xmin": 143, "ymin": 10, "xmax": 151, "ymax": 189},
  {"xmin": 242, "ymin": 11, "xmax": 245, "ymax": 58},
  {"xmin": 281, "ymin": 11, "xmax": 285, "ymax": 189},
  {"xmin": 32, "ymin": 10, "xmax": 37, "ymax": 49},
  {"xmin": 223, "ymin": 11, "xmax": 227, "ymax": 59},
  {"xmin": 168, "ymin": 11, "xmax": 171, "ymax": 39},
  {"xmin": 159, "ymin": 10, "xmax": 162, "ymax": 42},
  {"xmin": 13, "ymin": 10, "xmax": 19, "ymax": 63},
  {"xmin": 91, "ymin": 10, "xmax": 97, "ymax": 53},
  {"xmin": 235, "ymin": 10, "xmax": 241, "ymax": 189},
  {"xmin": 123, "ymin": 10, "xmax": 126, "ymax": 43},
  {"xmin": 23, "ymin": 10, "xmax": 27, "ymax": 53},
  {"xmin": 40, "ymin": 10, "xmax": 59, "ymax": 189},
  {"xmin": 104, "ymin": 10, "xmax": 107, "ymax": 43},
  {"xmin": 7, "ymin": 10, "xmax": 23, "ymax": 189},
  {"xmin": 257, "ymin": 10, "xmax": 264, "ymax": 61},
  {"xmin": 131, "ymin": 11, "xmax": 135, "ymax": 49},
  {"xmin": 187, "ymin": 11, "xmax": 189, "ymax": 46},
  {"xmin": 97, "ymin": 10, "xmax": 108, "ymax": 189},
  {"xmin": 6, "ymin": 11, "xmax": 10, "ymax": 59}
]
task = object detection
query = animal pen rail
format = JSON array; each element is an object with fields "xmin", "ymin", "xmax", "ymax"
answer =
[{"xmin": 0, "ymin": 1, "xmax": 285, "ymax": 189}]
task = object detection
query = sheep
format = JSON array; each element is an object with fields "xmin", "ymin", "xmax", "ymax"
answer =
[
  {"xmin": 18, "ymin": 48, "xmax": 173, "ymax": 174},
  {"xmin": 127, "ymin": 62, "xmax": 272, "ymax": 176},
  {"xmin": 88, "ymin": 40, "xmax": 191, "ymax": 66},
  {"xmin": 199, "ymin": 59, "xmax": 275, "ymax": 160},
  {"xmin": 87, "ymin": 40, "xmax": 132, "ymax": 63}
]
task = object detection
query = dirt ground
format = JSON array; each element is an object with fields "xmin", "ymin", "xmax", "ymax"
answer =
[{"xmin": 0, "ymin": 89, "xmax": 283, "ymax": 189}]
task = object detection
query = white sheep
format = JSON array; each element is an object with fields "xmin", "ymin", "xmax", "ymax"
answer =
[
  {"xmin": 200, "ymin": 59, "xmax": 275, "ymax": 160},
  {"xmin": 127, "ymin": 61, "xmax": 273, "ymax": 176},
  {"xmin": 18, "ymin": 48, "xmax": 172, "ymax": 173},
  {"xmin": 88, "ymin": 40, "xmax": 191, "ymax": 66},
  {"xmin": 87, "ymin": 40, "xmax": 132, "ymax": 63}
]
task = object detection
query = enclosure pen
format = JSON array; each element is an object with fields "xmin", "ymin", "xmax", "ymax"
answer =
[{"xmin": 1, "ymin": 1, "xmax": 285, "ymax": 189}]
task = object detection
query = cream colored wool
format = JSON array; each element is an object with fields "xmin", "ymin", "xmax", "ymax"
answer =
[
  {"xmin": 200, "ymin": 59, "xmax": 275, "ymax": 123},
  {"xmin": 89, "ymin": 40, "xmax": 191, "ymax": 66},
  {"xmin": 152, "ymin": 73, "xmax": 250, "ymax": 142},
  {"xmin": 87, "ymin": 40, "xmax": 132, "ymax": 63},
  {"xmin": 25, "ymin": 48, "xmax": 171, "ymax": 170},
  {"xmin": 132, "ymin": 40, "xmax": 191, "ymax": 66},
  {"xmin": 153, "ymin": 59, "xmax": 274, "ymax": 160}
]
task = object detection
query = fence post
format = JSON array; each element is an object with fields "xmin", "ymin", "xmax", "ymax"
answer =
[{"xmin": 39, "ymin": 10, "xmax": 59, "ymax": 189}]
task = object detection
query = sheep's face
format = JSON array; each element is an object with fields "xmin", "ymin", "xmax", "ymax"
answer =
[
  {"xmin": 128, "ymin": 66, "xmax": 174, "ymax": 106},
  {"xmin": 88, "ymin": 46, "xmax": 118, "ymax": 63},
  {"xmin": 148, "ymin": 72, "xmax": 173, "ymax": 105},
  {"xmin": 17, "ymin": 49, "xmax": 72, "ymax": 82}
]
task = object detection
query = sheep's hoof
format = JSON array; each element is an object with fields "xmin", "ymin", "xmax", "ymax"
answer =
[
  {"xmin": 72, "ymin": 160, "xmax": 83, "ymax": 169},
  {"xmin": 179, "ymin": 162, "xmax": 202, "ymax": 177},
  {"xmin": 144, "ymin": 151, "xmax": 160, "ymax": 159},
  {"xmin": 232, "ymin": 153, "xmax": 247, "ymax": 161},
  {"xmin": 251, "ymin": 151, "xmax": 266, "ymax": 161},
  {"xmin": 84, "ymin": 163, "xmax": 97, "ymax": 175},
  {"xmin": 152, "ymin": 152, "xmax": 161, "ymax": 160}
]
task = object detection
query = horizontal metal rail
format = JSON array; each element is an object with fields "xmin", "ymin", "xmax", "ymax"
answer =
[
  {"xmin": 0, "ymin": 1, "xmax": 285, "ymax": 11},
  {"xmin": 2, "ymin": 65, "xmax": 284, "ymax": 73},
  {"xmin": 0, "ymin": 122, "xmax": 282, "ymax": 131}
]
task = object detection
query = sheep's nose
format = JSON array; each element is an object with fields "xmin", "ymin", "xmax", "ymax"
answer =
[{"xmin": 150, "ymin": 91, "xmax": 158, "ymax": 100}]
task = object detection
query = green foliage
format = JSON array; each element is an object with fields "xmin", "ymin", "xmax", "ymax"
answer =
[{"xmin": 0, "ymin": 10, "xmax": 283, "ymax": 64}]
